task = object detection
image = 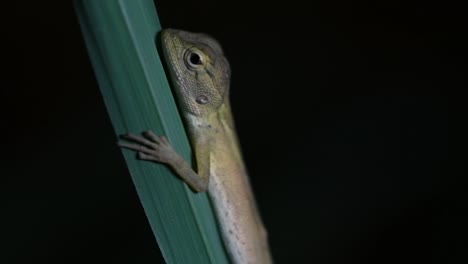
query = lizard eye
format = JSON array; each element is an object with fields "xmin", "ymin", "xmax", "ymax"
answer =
[
  {"xmin": 189, "ymin": 53, "xmax": 203, "ymax": 65},
  {"xmin": 185, "ymin": 49, "xmax": 205, "ymax": 68}
]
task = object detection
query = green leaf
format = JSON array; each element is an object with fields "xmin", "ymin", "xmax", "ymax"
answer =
[{"xmin": 74, "ymin": 1, "xmax": 229, "ymax": 263}]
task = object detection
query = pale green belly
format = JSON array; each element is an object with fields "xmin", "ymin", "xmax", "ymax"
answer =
[{"xmin": 208, "ymin": 135, "xmax": 272, "ymax": 264}]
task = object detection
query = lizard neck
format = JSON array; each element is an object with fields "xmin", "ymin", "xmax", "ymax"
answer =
[{"xmin": 182, "ymin": 98, "xmax": 233, "ymax": 139}]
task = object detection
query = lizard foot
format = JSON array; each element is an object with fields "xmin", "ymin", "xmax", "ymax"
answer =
[{"xmin": 117, "ymin": 130, "xmax": 178, "ymax": 164}]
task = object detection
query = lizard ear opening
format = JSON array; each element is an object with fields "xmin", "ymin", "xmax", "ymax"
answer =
[{"xmin": 196, "ymin": 95, "xmax": 209, "ymax": 105}]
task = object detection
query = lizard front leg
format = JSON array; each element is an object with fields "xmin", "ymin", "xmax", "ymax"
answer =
[{"xmin": 117, "ymin": 131, "xmax": 208, "ymax": 192}]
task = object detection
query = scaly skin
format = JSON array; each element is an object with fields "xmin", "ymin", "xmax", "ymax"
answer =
[{"xmin": 118, "ymin": 29, "xmax": 272, "ymax": 264}]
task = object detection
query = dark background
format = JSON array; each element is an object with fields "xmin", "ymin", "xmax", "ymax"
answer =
[{"xmin": 4, "ymin": 0, "xmax": 462, "ymax": 263}]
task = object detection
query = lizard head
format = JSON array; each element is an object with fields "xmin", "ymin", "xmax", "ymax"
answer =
[{"xmin": 161, "ymin": 29, "xmax": 231, "ymax": 119}]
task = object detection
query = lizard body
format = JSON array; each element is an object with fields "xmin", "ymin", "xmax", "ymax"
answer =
[{"xmin": 118, "ymin": 29, "xmax": 272, "ymax": 264}]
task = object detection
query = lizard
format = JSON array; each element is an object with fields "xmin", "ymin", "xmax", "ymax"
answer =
[{"xmin": 117, "ymin": 29, "xmax": 273, "ymax": 264}]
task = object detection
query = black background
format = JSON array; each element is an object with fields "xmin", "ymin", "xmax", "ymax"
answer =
[{"xmin": 4, "ymin": 0, "xmax": 462, "ymax": 263}]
